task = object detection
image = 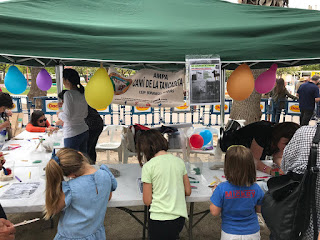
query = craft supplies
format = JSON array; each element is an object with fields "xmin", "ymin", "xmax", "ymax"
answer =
[
  {"xmin": 28, "ymin": 172, "xmax": 31, "ymax": 179},
  {"xmin": 188, "ymin": 176, "xmax": 196, "ymax": 180},
  {"xmin": 15, "ymin": 176, "xmax": 22, "ymax": 182},
  {"xmin": 191, "ymin": 186, "xmax": 197, "ymax": 189},
  {"xmin": 32, "ymin": 160, "xmax": 42, "ymax": 164},
  {"xmin": 14, "ymin": 218, "xmax": 40, "ymax": 227},
  {"xmin": 190, "ymin": 181, "xmax": 199, "ymax": 183},
  {"xmin": 193, "ymin": 167, "xmax": 201, "ymax": 175},
  {"xmin": 0, "ymin": 183, "xmax": 9, "ymax": 188}
]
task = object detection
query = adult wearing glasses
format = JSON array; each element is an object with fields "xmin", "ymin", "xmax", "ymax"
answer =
[{"xmin": 26, "ymin": 110, "xmax": 57, "ymax": 133}]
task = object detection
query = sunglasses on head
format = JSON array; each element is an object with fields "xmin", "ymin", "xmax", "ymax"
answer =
[{"xmin": 38, "ymin": 118, "xmax": 47, "ymax": 123}]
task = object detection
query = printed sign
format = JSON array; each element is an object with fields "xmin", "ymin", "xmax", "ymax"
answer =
[
  {"xmin": 186, "ymin": 56, "xmax": 221, "ymax": 106},
  {"xmin": 211, "ymin": 101, "xmax": 230, "ymax": 114},
  {"xmin": 260, "ymin": 101, "xmax": 266, "ymax": 113},
  {"xmin": 173, "ymin": 101, "xmax": 190, "ymax": 112},
  {"xmin": 132, "ymin": 106, "xmax": 152, "ymax": 114},
  {"xmin": 45, "ymin": 100, "xmax": 59, "ymax": 113},
  {"xmin": 287, "ymin": 102, "xmax": 300, "ymax": 115},
  {"xmin": 110, "ymin": 67, "xmax": 184, "ymax": 107}
]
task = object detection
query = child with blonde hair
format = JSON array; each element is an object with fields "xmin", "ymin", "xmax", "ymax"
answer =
[
  {"xmin": 44, "ymin": 148, "xmax": 117, "ymax": 240},
  {"xmin": 137, "ymin": 130, "xmax": 191, "ymax": 240},
  {"xmin": 210, "ymin": 145, "xmax": 264, "ymax": 240}
]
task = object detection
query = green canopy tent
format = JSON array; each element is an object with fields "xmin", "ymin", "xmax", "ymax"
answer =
[{"xmin": 0, "ymin": 0, "xmax": 320, "ymax": 70}]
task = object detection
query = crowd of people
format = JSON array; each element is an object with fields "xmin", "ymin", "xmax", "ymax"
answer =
[{"xmin": 0, "ymin": 72, "xmax": 319, "ymax": 239}]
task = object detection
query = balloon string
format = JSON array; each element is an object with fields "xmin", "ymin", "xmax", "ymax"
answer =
[{"xmin": 100, "ymin": 62, "xmax": 103, "ymax": 68}]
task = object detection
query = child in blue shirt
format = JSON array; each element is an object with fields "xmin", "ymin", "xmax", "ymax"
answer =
[
  {"xmin": 44, "ymin": 148, "xmax": 117, "ymax": 240},
  {"xmin": 210, "ymin": 145, "xmax": 264, "ymax": 240}
]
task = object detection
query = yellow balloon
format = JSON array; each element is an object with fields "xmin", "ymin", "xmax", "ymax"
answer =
[
  {"xmin": 85, "ymin": 67, "xmax": 114, "ymax": 109},
  {"xmin": 227, "ymin": 64, "xmax": 254, "ymax": 101}
]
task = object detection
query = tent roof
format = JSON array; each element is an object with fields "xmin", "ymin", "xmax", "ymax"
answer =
[{"xmin": 0, "ymin": 0, "xmax": 320, "ymax": 70}]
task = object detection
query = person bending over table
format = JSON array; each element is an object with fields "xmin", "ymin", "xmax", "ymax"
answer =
[
  {"xmin": 26, "ymin": 110, "xmax": 58, "ymax": 133},
  {"xmin": 220, "ymin": 120, "xmax": 300, "ymax": 176}
]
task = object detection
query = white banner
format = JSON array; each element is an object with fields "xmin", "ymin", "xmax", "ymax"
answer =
[{"xmin": 110, "ymin": 67, "xmax": 184, "ymax": 107}]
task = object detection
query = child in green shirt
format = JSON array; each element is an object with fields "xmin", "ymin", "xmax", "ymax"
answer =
[{"xmin": 138, "ymin": 130, "xmax": 191, "ymax": 240}]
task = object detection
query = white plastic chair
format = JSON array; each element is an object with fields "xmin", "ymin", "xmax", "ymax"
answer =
[{"xmin": 96, "ymin": 125, "xmax": 124, "ymax": 163}]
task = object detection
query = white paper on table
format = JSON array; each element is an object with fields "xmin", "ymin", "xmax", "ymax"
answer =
[{"xmin": 0, "ymin": 182, "xmax": 40, "ymax": 199}]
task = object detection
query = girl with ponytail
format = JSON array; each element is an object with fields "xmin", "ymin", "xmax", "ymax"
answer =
[
  {"xmin": 44, "ymin": 148, "xmax": 117, "ymax": 240},
  {"xmin": 58, "ymin": 69, "xmax": 89, "ymax": 154}
]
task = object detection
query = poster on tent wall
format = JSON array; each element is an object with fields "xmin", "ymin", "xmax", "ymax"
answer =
[
  {"xmin": 109, "ymin": 67, "xmax": 184, "ymax": 107},
  {"xmin": 186, "ymin": 55, "xmax": 221, "ymax": 106}
]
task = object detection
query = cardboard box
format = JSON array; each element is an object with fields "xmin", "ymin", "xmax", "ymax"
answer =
[{"xmin": 10, "ymin": 113, "xmax": 24, "ymax": 137}]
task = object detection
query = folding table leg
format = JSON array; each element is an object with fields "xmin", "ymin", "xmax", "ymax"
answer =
[{"xmin": 189, "ymin": 202, "xmax": 194, "ymax": 240}]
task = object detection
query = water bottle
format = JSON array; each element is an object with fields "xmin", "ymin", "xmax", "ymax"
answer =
[{"xmin": 0, "ymin": 130, "xmax": 6, "ymax": 150}]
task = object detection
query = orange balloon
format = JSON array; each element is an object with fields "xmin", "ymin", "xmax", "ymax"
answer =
[{"xmin": 227, "ymin": 64, "xmax": 254, "ymax": 101}]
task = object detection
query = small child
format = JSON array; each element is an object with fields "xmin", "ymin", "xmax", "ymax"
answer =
[
  {"xmin": 44, "ymin": 148, "xmax": 117, "ymax": 240},
  {"xmin": 210, "ymin": 145, "xmax": 264, "ymax": 240},
  {"xmin": 137, "ymin": 130, "xmax": 191, "ymax": 240},
  {"xmin": 26, "ymin": 110, "xmax": 57, "ymax": 133}
]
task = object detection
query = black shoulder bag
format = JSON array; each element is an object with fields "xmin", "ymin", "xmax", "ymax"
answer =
[{"xmin": 261, "ymin": 123, "xmax": 320, "ymax": 240}]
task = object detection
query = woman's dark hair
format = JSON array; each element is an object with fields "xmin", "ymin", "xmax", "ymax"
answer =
[
  {"xmin": 31, "ymin": 110, "xmax": 45, "ymax": 126},
  {"xmin": 63, "ymin": 69, "xmax": 84, "ymax": 94},
  {"xmin": 136, "ymin": 129, "xmax": 168, "ymax": 166},
  {"xmin": 0, "ymin": 93, "xmax": 13, "ymax": 109},
  {"xmin": 58, "ymin": 90, "xmax": 68, "ymax": 101},
  {"xmin": 271, "ymin": 122, "xmax": 300, "ymax": 152},
  {"xmin": 224, "ymin": 145, "xmax": 256, "ymax": 187},
  {"xmin": 274, "ymin": 78, "xmax": 286, "ymax": 95}
]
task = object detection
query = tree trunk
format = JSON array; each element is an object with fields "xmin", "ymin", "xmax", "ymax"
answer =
[
  {"xmin": 27, "ymin": 67, "xmax": 47, "ymax": 109},
  {"xmin": 229, "ymin": 69, "xmax": 266, "ymax": 125}
]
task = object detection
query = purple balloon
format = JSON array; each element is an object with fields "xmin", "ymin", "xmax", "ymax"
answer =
[{"xmin": 36, "ymin": 69, "xmax": 52, "ymax": 91}]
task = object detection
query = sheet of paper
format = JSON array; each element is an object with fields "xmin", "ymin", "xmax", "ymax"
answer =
[{"xmin": 0, "ymin": 182, "xmax": 40, "ymax": 199}]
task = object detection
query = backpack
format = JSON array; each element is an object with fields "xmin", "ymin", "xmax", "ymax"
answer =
[
  {"xmin": 219, "ymin": 120, "xmax": 243, "ymax": 152},
  {"xmin": 261, "ymin": 124, "xmax": 319, "ymax": 240}
]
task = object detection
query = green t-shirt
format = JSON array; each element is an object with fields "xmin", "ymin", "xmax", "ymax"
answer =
[{"xmin": 141, "ymin": 153, "xmax": 188, "ymax": 220}]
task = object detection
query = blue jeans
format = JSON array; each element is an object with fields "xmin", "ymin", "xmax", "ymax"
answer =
[
  {"xmin": 271, "ymin": 102, "xmax": 282, "ymax": 123},
  {"xmin": 64, "ymin": 131, "xmax": 89, "ymax": 154}
]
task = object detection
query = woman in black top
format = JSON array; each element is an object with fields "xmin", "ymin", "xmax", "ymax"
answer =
[{"xmin": 220, "ymin": 121, "xmax": 300, "ymax": 176}]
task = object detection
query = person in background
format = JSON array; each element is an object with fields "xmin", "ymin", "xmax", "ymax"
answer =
[
  {"xmin": 58, "ymin": 69, "xmax": 89, "ymax": 154},
  {"xmin": 0, "ymin": 93, "xmax": 13, "ymax": 137},
  {"xmin": 295, "ymin": 77, "xmax": 308, "ymax": 94},
  {"xmin": 219, "ymin": 120, "xmax": 300, "ymax": 176},
  {"xmin": 297, "ymin": 75, "xmax": 320, "ymax": 126},
  {"xmin": 57, "ymin": 90, "xmax": 104, "ymax": 164},
  {"xmin": 44, "ymin": 148, "xmax": 117, "ymax": 240},
  {"xmin": 282, "ymin": 125, "xmax": 320, "ymax": 240},
  {"xmin": 210, "ymin": 145, "xmax": 264, "ymax": 240},
  {"xmin": 270, "ymin": 78, "xmax": 298, "ymax": 123},
  {"xmin": 26, "ymin": 110, "xmax": 58, "ymax": 133},
  {"xmin": 137, "ymin": 130, "xmax": 191, "ymax": 240}
]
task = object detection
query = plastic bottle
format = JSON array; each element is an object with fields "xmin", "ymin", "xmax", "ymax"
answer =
[{"xmin": 0, "ymin": 130, "xmax": 6, "ymax": 150}]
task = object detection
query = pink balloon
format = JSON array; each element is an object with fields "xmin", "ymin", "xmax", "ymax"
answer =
[
  {"xmin": 255, "ymin": 64, "xmax": 278, "ymax": 94},
  {"xmin": 36, "ymin": 69, "xmax": 52, "ymax": 91}
]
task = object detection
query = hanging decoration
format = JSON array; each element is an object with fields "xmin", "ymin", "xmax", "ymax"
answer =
[
  {"xmin": 4, "ymin": 66, "xmax": 27, "ymax": 94},
  {"xmin": 85, "ymin": 67, "xmax": 114, "ymax": 110},
  {"xmin": 36, "ymin": 69, "xmax": 52, "ymax": 91},
  {"xmin": 226, "ymin": 64, "xmax": 254, "ymax": 101},
  {"xmin": 255, "ymin": 64, "xmax": 278, "ymax": 94}
]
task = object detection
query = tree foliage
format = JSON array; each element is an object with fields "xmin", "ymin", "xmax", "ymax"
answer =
[{"xmin": 240, "ymin": 0, "xmax": 288, "ymax": 7}]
